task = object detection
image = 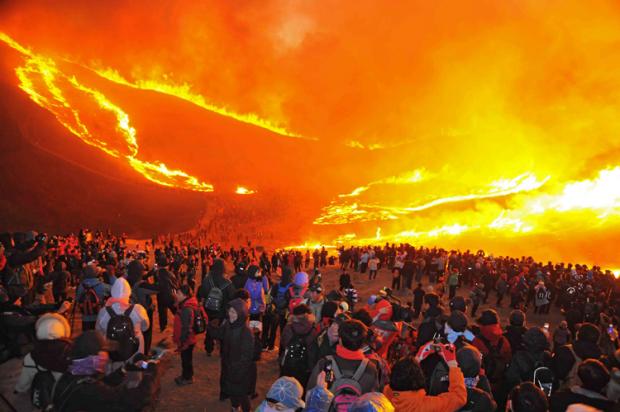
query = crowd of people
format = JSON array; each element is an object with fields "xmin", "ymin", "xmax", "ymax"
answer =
[{"xmin": 1, "ymin": 231, "xmax": 620, "ymax": 412}]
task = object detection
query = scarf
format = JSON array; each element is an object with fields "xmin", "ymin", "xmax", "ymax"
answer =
[
  {"xmin": 69, "ymin": 352, "xmax": 109, "ymax": 376},
  {"xmin": 336, "ymin": 345, "xmax": 366, "ymax": 360},
  {"xmin": 445, "ymin": 324, "xmax": 475, "ymax": 344},
  {"xmin": 464, "ymin": 376, "xmax": 480, "ymax": 389}
]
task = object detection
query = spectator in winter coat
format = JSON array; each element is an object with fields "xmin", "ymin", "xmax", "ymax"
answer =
[
  {"xmin": 50, "ymin": 261, "xmax": 70, "ymax": 303},
  {"xmin": 211, "ymin": 298, "xmax": 257, "ymax": 412},
  {"xmin": 173, "ymin": 284, "xmax": 204, "ymax": 386},
  {"xmin": 553, "ymin": 320, "xmax": 571, "ymax": 351},
  {"xmin": 197, "ymin": 258, "xmax": 234, "ymax": 355},
  {"xmin": 154, "ymin": 256, "xmax": 179, "ymax": 332},
  {"xmin": 413, "ymin": 283, "xmax": 425, "ymax": 318},
  {"xmin": 505, "ymin": 327, "xmax": 552, "ymax": 392},
  {"xmin": 553, "ymin": 323, "xmax": 602, "ymax": 388},
  {"xmin": 471, "ymin": 310, "xmax": 512, "ymax": 385},
  {"xmin": 308, "ymin": 312, "xmax": 349, "ymax": 367},
  {"xmin": 75, "ymin": 263, "xmax": 108, "ymax": 331},
  {"xmin": 550, "ymin": 359, "xmax": 615, "ymax": 412},
  {"xmin": 456, "ymin": 345, "xmax": 496, "ymax": 412},
  {"xmin": 383, "ymin": 341, "xmax": 467, "ymax": 412},
  {"xmin": 307, "ymin": 319, "xmax": 380, "ymax": 394},
  {"xmin": 507, "ymin": 382, "xmax": 548, "ymax": 412},
  {"xmin": 279, "ymin": 304, "xmax": 318, "ymax": 388},
  {"xmin": 50, "ymin": 330, "xmax": 162, "ymax": 412},
  {"xmin": 308, "ymin": 285, "xmax": 325, "ymax": 324},
  {"xmin": 14, "ymin": 313, "xmax": 72, "ymax": 394},
  {"xmin": 365, "ymin": 293, "xmax": 393, "ymax": 322},
  {"xmin": 534, "ymin": 281, "xmax": 549, "ymax": 314},
  {"xmin": 504, "ymin": 310, "xmax": 527, "ymax": 354},
  {"xmin": 244, "ymin": 265, "xmax": 269, "ymax": 323},
  {"xmin": 95, "ymin": 277, "xmax": 150, "ymax": 366}
]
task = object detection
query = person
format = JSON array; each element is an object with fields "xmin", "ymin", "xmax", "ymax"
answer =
[
  {"xmin": 456, "ymin": 345, "xmax": 497, "ymax": 412},
  {"xmin": 75, "ymin": 263, "xmax": 107, "ymax": 331},
  {"xmin": 365, "ymin": 292, "xmax": 393, "ymax": 323},
  {"xmin": 447, "ymin": 268, "xmax": 460, "ymax": 300},
  {"xmin": 553, "ymin": 320, "xmax": 571, "ymax": 352},
  {"xmin": 308, "ymin": 312, "xmax": 349, "ymax": 367},
  {"xmin": 255, "ymin": 376, "xmax": 306, "ymax": 412},
  {"xmin": 413, "ymin": 283, "xmax": 425, "ymax": 319},
  {"xmin": 95, "ymin": 277, "xmax": 150, "ymax": 365},
  {"xmin": 534, "ymin": 281, "xmax": 549, "ymax": 315},
  {"xmin": 197, "ymin": 258, "xmax": 234, "ymax": 356},
  {"xmin": 401, "ymin": 257, "xmax": 415, "ymax": 291},
  {"xmin": 287, "ymin": 272, "xmax": 310, "ymax": 314},
  {"xmin": 14, "ymin": 313, "xmax": 72, "ymax": 397},
  {"xmin": 308, "ymin": 285, "xmax": 325, "ymax": 324},
  {"xmin": 553, "ymin": 323, "xmax": 602, "ymax": 389},
  {"xmin": 211, "ymin": 298, "xmax": 257, "ymax": 412},
  {"xmin": 507, "ymin": 382, "xmax": 549, "ymax": 412},
  {"xmin": 245, "ymin": 264, "xmax": 269, "ymax": 327},
  {"xmin": 469, "ymin": 283, "xmax": 485, "ymax": 318},
  {"xmin": 495, "ymin": 273, "xmax": 508, "ymax": 307},
  {"xmin": 549, "ymin": 359, "xmax": 615, "ymax": 412},
  {"xmin": 49, "ymin": 330, "xmax": 162, "ymax": 412},
  {"xmin": 154, "ymin": 256, "xmax": 179, "ymax": 332},
  {"xmin": 504, "ymin": 310, "xmax": 527, "ymax": 355},
  {"xmin": 50, "ymin": 261, "xmax": 70, "ymax": 303},
  {"xmin": 369, "ymin": 255, "xmax": 380, "ymax": 280},
  {"xmin": 307, "ymin": 319, "xmax": 380, "ymax": 394},
  {"xmin": 383, "ymin": 341, "xmax": 467, "ymax": 412},
  {"xmin": 264, "ymin": 267, "xmax": 293, "ymax": 352},
  {"xmin": 279, "ymin": 303, "xmax": 318, "ymax": 388},
  {"xmin": 173, "ymin": 284, "xmax": 204, "ymax": 386},
  {"xmin": 505, "ymin": 327, "xmax": 553, "ymax": 393},
  {"xmin": 471, "ymin": 310, "xmax": 512, "ymax": 388},
  {"xmin": 127, "ymin": 266, "xmax": 158, "ymax": 356}
]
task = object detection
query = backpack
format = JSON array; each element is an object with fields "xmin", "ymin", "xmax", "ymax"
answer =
[
  {"xmin": 31, "ymin": 365, "xmax": 55, "ymax": 409},
  {"xmin": 46, "ymin": 376, "xmax": 96, "ymax": 412},
  {"xmin": 428, "ymin": 357, "xmax": 450, "ymax": 395},
  {"xmin": 246, "ymin": 279, "xmax": 265, "ymax": 315},
  {"xmin": 280, "ymin": 330, "xmax": 311, "ymax": 378},
  {"xmin": 327, "ymin": 356, "xmax": 369, "ymax": 412},
  {"xmin": 533, "ymin": 364, "xmax": 554, "ymax": 397},
  {"xmin": 105, "ymin": 305, "xmax": 139, "ymax": 362},
  {"xmin": 288, "ymin": 286, "xmax": 308, "ymax": 313},
  {"xmin": 4, "ymin": 267, "xmax": 27, "ymax": 299},
  {"xmin": 274, "ymin": 283, "xmax": 291, "ymax": 312},
  {"xmin": 81, "ymin": 284, "xmax": 101, "ymax": 316},
  {"xmin": 193, "ymin": 307, "xmax": 207, "ymax": 334},
  {"xmin": 561, "ymin": 345, "xmax": 583, "ymax": 390},
  {"xmin": 479, "ymin": 335, "xmax": 506, "ymax": 383},
  {"xmin": 204, "ymin": 277, "xmax": 228, "ymax": 313}
]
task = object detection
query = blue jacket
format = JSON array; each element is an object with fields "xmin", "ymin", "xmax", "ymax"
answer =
[{"xmin": 76, "ymin": 278, "xmax": 109, "ymax": 321}]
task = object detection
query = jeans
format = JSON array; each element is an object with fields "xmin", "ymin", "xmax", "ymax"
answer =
[
  {"xmin": 449, "ymin": 285, "xmax": 457, "ymax": 299},
  {"xmin": 181, "ymin": 344, "xmax": 194, "ymax": 379}
]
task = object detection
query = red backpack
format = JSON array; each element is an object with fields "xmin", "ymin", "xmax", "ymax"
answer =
[
  {"xmin": 288, "ymin": 286, "xmax": 308, "ymax": 313},
  {"xmin": 81, "ymin": 285, "xmax": 101, "ymax": 316}
]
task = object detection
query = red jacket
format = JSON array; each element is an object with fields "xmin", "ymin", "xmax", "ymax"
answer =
[
  {"xmin": 173, "ymin": 297, "xmax": 204, "ymax": 351},
  {"xmin": 472, "ymin": 324, "xmax": 512, "ymax": 362}
]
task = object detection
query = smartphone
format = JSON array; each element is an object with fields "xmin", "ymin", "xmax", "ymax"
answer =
[
  {"xmin": 544, "ymin": 323, "xmax": 549, "ymax": 330},
  {"xmin": 608, "ymin": 324, "xmax": 614, "ymax": 335},
  {"xmin": 324, "ymin": 363, "xmax": 334, "ymax": 386}
]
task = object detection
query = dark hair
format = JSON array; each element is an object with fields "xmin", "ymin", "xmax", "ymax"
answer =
[
  {"xmin": 352, "ymin": 309, "xmax": 373, "ymax": 327},
  {"xmin": 577, "ymin": 323, "xmax": 601, "ymax": 343},
  {"xmin": 292, "ymin": 303, "xmax": 311, "ymax": 316},
  {"xmin": 508, "ymin": 382, "xmax": 548, "ymax": 412},
  {"xmin": 578, "ymin": 359, "xmax": 610, "ymax": 393},
  {"xmin": 390, "ymin": 357, "xmax": 426, "ymax": 391},
  {"xmin": 178, "ymin": 284, "xmax": 194, "ymax": 297},
  {"xmin": 339, "ymin": 320, "xmax": 367, "ymax": 351},
  {"xmin": 234, "ymin": 288, "xmax": 250, "ymax": 301}
]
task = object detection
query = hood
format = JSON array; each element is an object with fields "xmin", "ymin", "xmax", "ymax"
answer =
[
  {"xmin": 35, "ymin": 313, "xmax": 71, "ymax": 340},
  {"xmin": 210, "ymin": 259, "xmax": 225, "ymax": 281},
  {"xmin": 480, "ymin": 324, "xmax": 504, "ymax": 345},
  {"xmin": 229, "ymin": 298, "xmax": 249, "ymax": 327},
  {"xmin": 31, "ymin": 339, "xmax": 72, "ymax": 372},
  {"xmin": 111, "ymin": 277, "xmax": 131, "ymax": 300}
]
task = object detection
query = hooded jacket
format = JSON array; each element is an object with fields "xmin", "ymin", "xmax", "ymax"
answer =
[
  {"xmin": 15, "ymin": 313, "xmax": 72, "ymax": 393},
  {"xmin": 383, "ymin": 367, "xmax": 467, "ymax": 412},
  {"xmin": 76, "ymin": 277, "xmax": 108, "ymax": 322},
  {"xmin": 173, "ymin": 296, "xmax": 202, "ymax": 350},
  {"xmin": 472, "ymin": 324, "xmax": 512, "ymax": 362},
  {"xmin": 280, "ymin": 313, "xmax": 318, "ymax": 358},
  {"xmin": 211, "ymin": 298, "xmax": 257, "ymax": 397},
  {"xmin": 197, "ymin": 259, "xmax": 233, "ymax": 319},
  {"xmin": 95, "ymin": 277, "xmax": 149, "ymax": 356}
]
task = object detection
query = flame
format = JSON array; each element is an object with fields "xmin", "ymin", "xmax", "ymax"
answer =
[
  {"xmin": 235, "ymin": 186, "xmax": 256, "ymax": 195},
  {"xmin": 1, "ymin": 32, "xmax": 214, "ymax": 192}
]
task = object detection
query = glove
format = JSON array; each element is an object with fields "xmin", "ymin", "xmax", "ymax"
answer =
[
  {"xmin": 416, "ymin": 341, "xmax": 436, "ymax": 363},
  {"xmin": 439, "ymin": 343, "xmax": 457, "ymax": 364}
]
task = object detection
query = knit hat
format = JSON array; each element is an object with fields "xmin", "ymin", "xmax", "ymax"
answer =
[
  {"xmin": 457, "ymin": 345, "xmax": 482, "ymax": 378},
  {"xmin": 71, "ymin": 330, "xmax": 107, "ymax": 359},
  {"xmin": 321, "ymin": 301, "xmax": 339, "ymax": 320},
  {"xmin": 509, "ymin": 310, "xmax": 526, "ymax": 327},
  {"xmin": 294, "ymin": 272, "xmax": 309, "ymax": 287},
  {"xmin": 35, "ymin": 313, "xmax": 71, "ymax": 340},
  {"xmin": 265, "ymin": 377, "xmax": 305, "ymax": 409},
  {"xmin": 247, "ymin": 265, "xmax": 260, "ymax": 279},
  {"xmin": 523, "ymin": 327, "xmax": 550, "ymax": 351},
  {"xmin": 448, "ymin": 310, "xmax": 469, "ymax": 332},
  {"xmin": 577, "ymin": 323, "xmax": 601, "ymax": 343},
  {"xmin": 449, "ymin": 296, "xmax": 466, "ymax": 313},
  {"xmin": 477, "ymin": 309, "xmax": 499, "ymax": 326},
  {"xmin": 368, "ymin": 295, "xmax": 378, "ymax": 305},
  {"xmin": 348, "ymin": 392, "xmax": 395, "ymax": 412}
]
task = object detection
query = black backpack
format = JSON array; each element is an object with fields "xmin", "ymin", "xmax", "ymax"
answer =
[
  {"xmin": 280, "ymin": 330, "xmax": 311, "ymax": 378},
  {"xmin": 536, "ymin": 288, "xmax": 546, "ymax": 301},
  {"xmin": 81, "ymin": 284, "xmax": 102, "ymax": 316},
  {"xmin": 31, "ymin": 365, "xmax": 55, "ymax": 409},
  {"xmin": 105, "ymin": 305, "xmax": 139, "ymax": 361},
  {"xmin": 479, "ymin": 335, "xmax": 506, "ymax": 383},
  {"xmin": 204, "ymin": 278, "xmax": 229, "ymax": 313}
]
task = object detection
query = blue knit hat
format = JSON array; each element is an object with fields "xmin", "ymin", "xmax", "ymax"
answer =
[
  {"xmin": 294, "ymin": 271, "xmax": 309, "ymax": 286},
  {"xmin": 265, "ymin": 376, "xmax": 305, "ymax": 409}
]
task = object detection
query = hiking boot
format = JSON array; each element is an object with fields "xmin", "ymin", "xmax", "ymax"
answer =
[{"xmin": 174, "ymin": 376, "xmax": 194, "ymax": 386}]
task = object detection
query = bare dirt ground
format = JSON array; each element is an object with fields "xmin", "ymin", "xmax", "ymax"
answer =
[{"xmin": 0, "ymin": 262, "xmax": 562, "ymax": 412}]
